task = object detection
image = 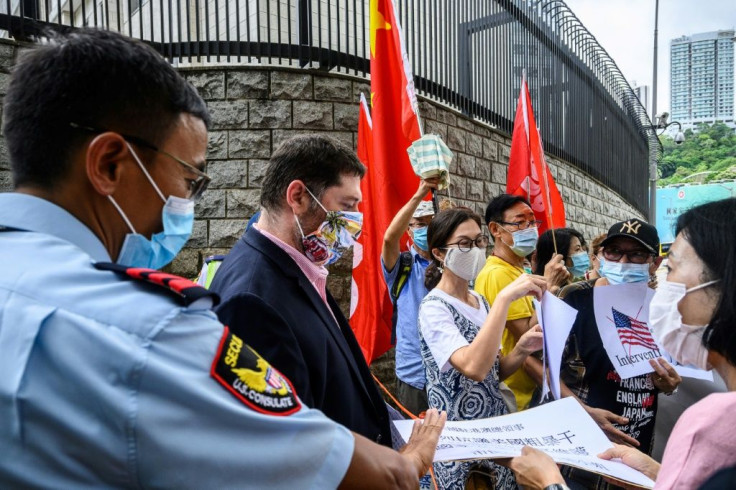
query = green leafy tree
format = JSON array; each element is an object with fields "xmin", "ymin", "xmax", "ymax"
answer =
[{"xmin": 658, "ymin": 122, "xmax": 736, "ymax": 186}]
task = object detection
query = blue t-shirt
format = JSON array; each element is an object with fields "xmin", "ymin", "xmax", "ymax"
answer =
[{"xmin": 382, "ymin": 247, "xmax": 430, "ymax": 389}]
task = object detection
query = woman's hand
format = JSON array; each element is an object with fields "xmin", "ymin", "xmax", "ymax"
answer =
[
  {"xmin": 500, "ymin": 273, "xmax": 547, "ymax": 303},
  {"xmin": 544, "ymin": 253, "xmax": 570, "ymax": 290},
  {"xmin": 650, "ymin": 358, "xmax": 682, "ymax": 394},
  {"xmin": 515, "ymin": 324, "xmax": 544, "ymax": 356},
  {"xmin": 598, "ymin": 443, "xmax": 661, "ymax": 481},
  {"xmin": 499, "ymin": 446, "xmax": 565, "ymax": 489}
]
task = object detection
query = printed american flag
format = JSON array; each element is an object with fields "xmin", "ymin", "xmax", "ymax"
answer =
[{"xmin": 612, "ymin": 308, "xmax": 658, "ymax": 352}]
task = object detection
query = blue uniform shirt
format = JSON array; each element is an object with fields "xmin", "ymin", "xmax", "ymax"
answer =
[
  {"xmin": 0, "ymin": 193, "xmax": 353, "ymax": 489},
  {"xmin": 382, "ymin": 247, "xmax": 430, "ymax": 390}
]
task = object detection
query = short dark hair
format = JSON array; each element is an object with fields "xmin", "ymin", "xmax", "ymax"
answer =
[
  {"xmin": 484, "ymin": 194, "xmax": 531, "ymax": 225},
  {"xmin": 533, "ymin": 227, "xmax": 586, "ymax": 275},
  {"xmin": 675, "ymin": 197, "xmax": 736, "ymax": 366},
  {"xmin": 3, "ymin": 28, "xmax": 209, "ymax": 190},
  {"xmin": 260, "ymin": 135, "xmax": 366, "ymax": 211},
  {"xmin": 424, "ymin": 208, "xmax": 483, "ymax": 290}
]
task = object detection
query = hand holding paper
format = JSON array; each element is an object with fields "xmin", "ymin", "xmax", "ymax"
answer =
[
  {"xmin": 393, "ymin": 397, "xmax": 656, "ymax": 488},
  {"xmin": 501, "ymin": 446, "xmax": 567, "ymax": 489}
]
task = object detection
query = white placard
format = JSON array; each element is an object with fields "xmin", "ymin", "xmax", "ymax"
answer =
[
  {"xmin": 535, "ymin": 292, "xmax": 578, "ymax": 400},
  {"xmin": 593, "ymin": 283, "xmax": 659, "ymax": 379},
  {"xmin": 394, "ymin": 397, "xmax": 655, "ymax": 488}
]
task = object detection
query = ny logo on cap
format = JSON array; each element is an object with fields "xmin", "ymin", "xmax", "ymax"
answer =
[{"xmin": 620, "ymin": 220, "xmax": 642, "ymax": 234}]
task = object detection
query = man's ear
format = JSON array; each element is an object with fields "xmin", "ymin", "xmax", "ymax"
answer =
[
  {"xmin": 285, "ymin": 180, "xmax": 311, "ymax": 214},
  {"xmin": 488, "ymin": 222, "xmax": 501, "ymax": 239},
  {"xmin": 85, "ymin": 132, "xmax": 130, "ymax": 197}
]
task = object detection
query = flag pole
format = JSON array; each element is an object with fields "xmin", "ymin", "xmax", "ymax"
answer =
[
  {"xmin": 538, "ymin": 136, "xmax": 558, "ymax": 255},
  {"xmin": 524, "ymin": 70, "xmax": 557, "ymax": 255}
]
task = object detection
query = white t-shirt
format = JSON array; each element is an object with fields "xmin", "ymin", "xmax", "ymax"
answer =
[{"xmin": 418, "ymin": 289, "xmax": 489, "ymax": 372}]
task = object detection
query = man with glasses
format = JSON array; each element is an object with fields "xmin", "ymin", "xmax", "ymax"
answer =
[
  {"xmin": 474, "ymin": 194, "xmax": 568, "ymax": 411},
  {"xmin": 210, "ymin": 134, "xmax": 395, "ymax": 447},
  {"xmin": 0, "ymin": 29, "xmax": 444, "ymax": 488},
  {"xmin": 554, "ymin": 219, "xmax": 681, "ymax": 487}
]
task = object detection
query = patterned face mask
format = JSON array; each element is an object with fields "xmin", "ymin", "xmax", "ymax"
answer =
[{"xmin": 295, "ymin": 187, "xmax": 363, "ymax": 266}]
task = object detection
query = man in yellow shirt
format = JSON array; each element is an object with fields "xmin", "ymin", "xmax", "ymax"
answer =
[{"xmin": 475, "ymin": 194, "xmax": 567, "ymax": 410}]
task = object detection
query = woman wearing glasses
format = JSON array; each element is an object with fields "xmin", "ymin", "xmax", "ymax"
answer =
[
  {"xmin": 504, "ymin": 198, "xmax": 736, "ymax": 490},
  {"xmin": 417, "ymin": 208, "xmax": 547, "ymax": 490}
]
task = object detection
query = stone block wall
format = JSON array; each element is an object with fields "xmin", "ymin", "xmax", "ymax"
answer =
[
  {"xmin": 0, "ymin": 37, "xmax": 645, "ymax": 335},
  {"xmin": 176, "ymin": 66, "xmax": 643, "ymax": 309}
]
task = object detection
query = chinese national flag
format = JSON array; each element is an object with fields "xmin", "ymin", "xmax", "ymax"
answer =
[
  {"xmin": 348, "ymin": 0, "xmax": 421, "ymax": 364},
  {"xmin": 506, "ymin": 75, "xmax": 566, "ymax": 235},
  {"xmin": 350, "ymin": 94, "xmax": 394, "ymax": 364}
]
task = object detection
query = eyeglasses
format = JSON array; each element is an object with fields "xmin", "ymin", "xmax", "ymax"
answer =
[
  {"xmin": 444, "ymin": 235, "xmax": 490, "ymax": 252},
  {"xmin": 602, "ymin": 247, "xmax": 655, "ymax": 265},
  {"xmin": 70, "ymin": 122, "xmax": 210, "ymax": 200},
  {"xmin": 498, "ymin": 220, "xmax": 542, "ymax": 231}
]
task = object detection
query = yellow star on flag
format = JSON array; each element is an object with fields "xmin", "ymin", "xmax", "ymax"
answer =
[{"xmin": 370, "ymin": 0, "xmax": 391, "ymax": 58}]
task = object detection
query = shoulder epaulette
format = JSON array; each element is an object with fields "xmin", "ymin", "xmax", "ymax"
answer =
[{"xmin": 94, "ymin": 262, "xmax": 220, "ymax": 307}]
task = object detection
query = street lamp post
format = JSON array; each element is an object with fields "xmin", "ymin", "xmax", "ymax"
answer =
[{"xmin": 649, "ymin": 0, "xmax": 659, "ymax": 224}]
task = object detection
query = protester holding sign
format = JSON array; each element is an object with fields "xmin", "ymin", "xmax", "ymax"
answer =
[
  {"xmin": 504, "ymin": 198, "xmax": 736, "ymax": 490},
  {"xmin": 475, "ymin": 194, "xmax": 569, "ymax": 412},
  {"xmin": 534, "ymin": 219, "xmax": 681, "ymax": 488},
  {"xmin": 418, "ymin": 208, "xmax": 547, "ymax": 489}
]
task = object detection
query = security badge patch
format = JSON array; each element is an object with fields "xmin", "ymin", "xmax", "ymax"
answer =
[{"xmin": 211, "ymin": 327, "xmax": 301, "ymax": 416}]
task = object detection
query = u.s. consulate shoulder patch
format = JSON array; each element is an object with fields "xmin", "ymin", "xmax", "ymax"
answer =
[{"xmin": 211, "ymin": 327, "xmax": 301, "ymax": 416}]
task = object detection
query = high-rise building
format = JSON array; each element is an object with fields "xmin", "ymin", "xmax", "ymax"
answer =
[
  {"xmin": 631, "ymin": 82, "xmax": 651, "ymax": 119},
  {"xmin": 670, "ymin": 30, "xmax": 735, "ymax": 130}
]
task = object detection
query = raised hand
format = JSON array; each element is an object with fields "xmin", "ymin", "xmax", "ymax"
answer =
[
  {"xmin": 500, "ymin": 273, "xmax": 547, "ymax": 302},
  {"xmin": 399, "ymin": 408, "xmax": 447, "ymax": 478}
]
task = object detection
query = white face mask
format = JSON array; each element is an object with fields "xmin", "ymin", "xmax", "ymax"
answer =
[
  {"xmin": 443, "ymin": 247, "xmax": 486, "ymax": 281},
  {"xmin": 649, "ymin": 278, "xmax": 719, "ymax": 370}
]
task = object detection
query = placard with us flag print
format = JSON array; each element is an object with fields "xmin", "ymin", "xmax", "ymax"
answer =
[{"xmin": 593, "ymin": 283, "xmax": 660, "ymax": 379}]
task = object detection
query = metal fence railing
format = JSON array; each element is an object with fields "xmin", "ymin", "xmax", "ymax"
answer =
[{"xmin": 0, "ymin": 0, "xmax": 660, "ymax": 214}]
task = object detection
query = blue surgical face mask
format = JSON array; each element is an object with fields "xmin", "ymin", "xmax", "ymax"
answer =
[
  {"xmin": 110, "ymin": 143, "xmax": 194, "ymax": 269},
  {"xmin": 412, "ymin": 226, "xmax": 429, "ymax": 251},
  {"xmin": 598, "ymin": 257, "xmax": 650, "ymax": 285},
  {"xmin": 502, "ymin": 226, "xmax": 539, "ymax": 257},
  {"xmin": 568, "ymin": 252, "xmax": 591, "ymax": 278}
]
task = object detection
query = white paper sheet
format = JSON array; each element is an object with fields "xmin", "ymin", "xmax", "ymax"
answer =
[
  {"xmin": 593, "ymin": 283, "xmax": 659, "ymax": 379},
  {"xmin": 534, "ymin": 292, "xmax": 578, "ymax": 400},
  {"xmin": 393, "ymin": 397, "xmax": 655, "ymax": 488}
]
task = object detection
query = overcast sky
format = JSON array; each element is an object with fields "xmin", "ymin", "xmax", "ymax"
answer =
[{"xmin": 563, "ymin": 0, "xmax": 736, "ymax": 117}]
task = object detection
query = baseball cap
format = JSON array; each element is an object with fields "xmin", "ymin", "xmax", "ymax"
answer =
[
  {"xmin": 601, "ymin": 218, "xmax": 659, "ymax": 253},
  {"xmin": 413, "ymin": 201, "xmax": 435, "ymax": 218}
]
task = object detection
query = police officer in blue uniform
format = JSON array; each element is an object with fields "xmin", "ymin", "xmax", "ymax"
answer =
[{"xmin": 0, "ymin": 29, "xmax": 444, "ymax": 488}]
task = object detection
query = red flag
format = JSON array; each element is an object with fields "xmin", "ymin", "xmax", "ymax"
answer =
[
  {"xmin": 349, "ymin": 0, "xmax": 421, "ymax": 364},
  {"xmin": 350, "ymin": 94, "xmax": 393, "ymax": 363},
  {"xmin": 506, "ymin": 74, "xmax": 566, "ymax": 235}
]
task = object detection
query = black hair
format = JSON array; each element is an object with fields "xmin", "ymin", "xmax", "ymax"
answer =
[
  {"xmin": 484, "ymin": 193, "xmax": 531, "ymax": 225},
  {"xmin": 3, "ymin": 28, "xmax": 209, "ymax": 190},
  {"xmin": 675, "ymin": 197, "xmax": 736, "ymax": 366},
  {"xmin": 533, "ymin": 227, "xmax": 586, "ymax": 275},
  {"xmin": 260, "ymin": 134, "xmax": 366, "ymax": 211},
  {"xmin": 424, "ymin": 208, "xmax": 483, "ymax": 290}
]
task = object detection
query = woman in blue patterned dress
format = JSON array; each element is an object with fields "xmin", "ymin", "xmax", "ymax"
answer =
[{"xmin": 418, "ymin": 208, "xmax": 546, "ymax": 489}]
